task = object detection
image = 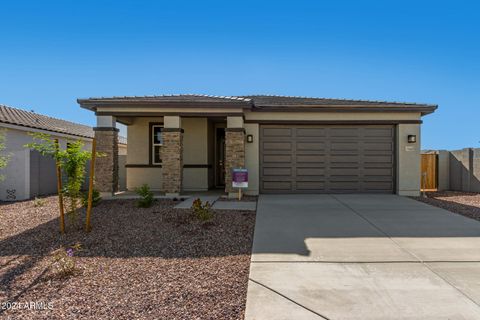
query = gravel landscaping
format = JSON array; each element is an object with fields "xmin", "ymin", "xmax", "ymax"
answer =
[
  {"xmin": 412, "ymin": 191, "xmax": 480, "ymax": 221},
  {"xmin": 0, "ymin": 196, "xmax": 256, "ymax": 319}
]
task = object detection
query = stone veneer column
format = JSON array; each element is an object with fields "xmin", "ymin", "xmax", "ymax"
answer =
[
  {"xmin": 94, "ymin": 127, "xmax": 119, "ymax": 195},
  {"xmin": 225, "ymin": 116, "xmax": 245, "ymax": 194},
  {"xmin": 161, "ymin": 116, "xmax": 183, "ymax": 196}
]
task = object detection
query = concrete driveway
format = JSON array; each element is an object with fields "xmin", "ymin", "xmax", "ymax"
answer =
[{"xmin": 245, "ymin": 194, "xmax": 480, "ymax": 320}]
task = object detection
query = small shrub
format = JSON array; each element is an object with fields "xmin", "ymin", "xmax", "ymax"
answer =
[
  {"xmin": 33, "ymin": 197, "xmax": 46, "ymax": 207},
  {"xmin": 192, "ymin": 198, "xmax": 214, "ymax": 221},
  {"xmin": 82, "ymin": 188, "xmax": 102, "ymax": 207},
  {"xmin": 0, "ymin": 129, "xmax": 10, "ymax": 181},
  {"xmin": 135, "ymin": 184, "xmax": 154, "ymax": 208},
  {"xmin": 50, "ymin": 243, "xmax": 82, "ymax": 277}
]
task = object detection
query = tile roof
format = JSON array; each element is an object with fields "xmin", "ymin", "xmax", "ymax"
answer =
[
  {"xmin": 0, "ymin": 104, "xmax": 127, "ymax": 144},
  {"xmin": 78, "ymin": 94, "xmax": 437, "ymax": 114},
  {"xmin": 78, "ymin": 94, "xmax": 253, "ymax": 104},
  {"xmin": 240, "ymin": 95, "xmax": 437, "ymax": 108}
]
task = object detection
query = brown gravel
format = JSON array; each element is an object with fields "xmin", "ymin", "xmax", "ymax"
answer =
[
  {"xmin": 0, "ymin": 197, "xmax": 256, "ymax": 319},
  {"xmin": 412, "ymin": 191, "xmax": 480, "ymax": 221}
]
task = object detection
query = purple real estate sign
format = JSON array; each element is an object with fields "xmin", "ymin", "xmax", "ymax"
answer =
[{"xmin": 232, "ymin": 168, "xmax": 248, "ymax": 188}]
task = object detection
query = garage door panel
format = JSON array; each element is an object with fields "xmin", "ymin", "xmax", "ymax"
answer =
[
  {"xmin": 364, "ymin": 168, "xmax": 393, "ymax": 176},
  {"xmin": 330, "ymin": 155, "xmax": 361, "ymax": 163},
  {"xmin": 296, "ymin": 181, "xmax": 326, "ymax": 190},
  {"xmin": 262, "ymin": 128, "xmax": 293, "ymax": 137},
  {"xmin": 262, "ymin": 167, "xmax": 292, "ymax": 176},
  {"xmin": 296, "ymin": 155, "xmax": 327, "ymax": 163},
  {"xmin": 263, "ymin": 155, "xmax": 292, "ymax": 163},
  {"xmin": 364, "ymin": 128, "xmax": 394, "ymax": 137},
  {"xmin": 262, "ymin": 181, "xmax": 292, "ymax": 191},
  {"xmin": 330, "ymin": 181, "xmax": 361, "ymax": 190},
  {"xmin": 330, "ymin": 128, "xmax": 359, "ymax": 137},
  {"xmin": 296, "ymin": 128, "xmax": 326, "ymax": 137},
  {"xmin": 296, "ymin": 142, "xmax": 326, "ymax": 151},
  {"xmin": 330, "ymin": 142, "xmax": 360, "ymax": 151},
  {"xmin": 364, "ymin": 181, "xmax": 394, "ymax": 191},
  {"xmin": 364, "ymin": 141, "xmax": 393, "ymax": 151},
  {"xmin": 329, "ymin": 168, "xmax": 360, "ymax": 175},
  {"xmin": 364, "ymin": 155, "xmax": 393, "ymax": 163},
  {"xmin": 260, "ymin": 125, "xmax": 395, "ymax": 194},
  {"xmin": 296, "ymin": 167, "xmax": 326, "ymax": 176},
  {"xmin": 262, "ymin": 142, "xmax": 293, "ymax": 151}
]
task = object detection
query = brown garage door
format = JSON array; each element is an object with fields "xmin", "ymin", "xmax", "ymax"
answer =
[{"xmin": 260, "ymin": 125, "xmax": 395, "ymax": 194}]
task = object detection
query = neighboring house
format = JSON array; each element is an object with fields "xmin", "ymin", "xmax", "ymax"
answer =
[
  {"xmin": 0, "ymin": 105, "xmax": 127, "ymax": 201},
  {"xmin": 77, "ymin": 94, "xmax": 437, "ymax": 197}
]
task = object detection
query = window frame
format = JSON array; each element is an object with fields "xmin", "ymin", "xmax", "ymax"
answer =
[{"xmin": 150, "ymin": 123, "xmax": 163, "ymax": 165}]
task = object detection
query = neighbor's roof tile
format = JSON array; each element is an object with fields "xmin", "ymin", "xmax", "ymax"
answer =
[{"xmin": 0, "ymin": 104, "xmax": 127, "ymax": 144}]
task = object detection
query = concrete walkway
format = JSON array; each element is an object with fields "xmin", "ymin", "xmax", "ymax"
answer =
[
  {"xmin": 174, "ymin": 195, "xmax": 219, "ymax": 209},
  {"xmin": 211, "ymin": 201, "xmax": 257, "ymax": 211},
  {"xmin": 245, "ymin": 194, "xmax": 480, "ymax": 320}
]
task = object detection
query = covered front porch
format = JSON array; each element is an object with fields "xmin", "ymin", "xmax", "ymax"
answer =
[{"xmin": 78, "ymin": 96, "xmax": 255, "ymax": 197}]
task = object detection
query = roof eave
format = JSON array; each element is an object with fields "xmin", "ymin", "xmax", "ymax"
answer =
[
  {"xmin": 77, "ymin": 99, "xmax": 253, "ymax": 111},
  {"xmin": 252, "ymin": 104, "xmax": 438, "ymax": 116}
]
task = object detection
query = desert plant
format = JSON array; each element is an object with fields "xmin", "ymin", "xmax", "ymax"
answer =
[
  {"xmin": 82, "ymin": 188, "xmax": 102, "ymax": 207},
  {"xmin": 192, "ymin": 198, "xmax": 214, "ymax": 221},
  {"xmin": 50, "ymin": 243, "xmax": 82, "ymax": 277},
  {"xmin": 0, "ymin": 130, "xmax": 10, "ymax": 181},
  {"xmin": 25, "ymin": 133, "xmax": 97, "ymax": 224},
  {"xmin": 135, "ymin": 184, "xmax": 154, "ymax": 208},
  {"xmin": 33, "ymin": 197, "xmax": 46, "ymax": 207}
]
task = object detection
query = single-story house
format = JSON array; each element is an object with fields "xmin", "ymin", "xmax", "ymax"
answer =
[
  {"xmin": 77, "ymin": 94, "xmax": 437, "ymax": 197},
  {"xmin": 0, "ymin": 104, "xmax": 127, "ymax": 201}
]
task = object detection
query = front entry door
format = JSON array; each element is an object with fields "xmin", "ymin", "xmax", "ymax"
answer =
[{"xmin": 216, "ymin": 128, "xmax": 226, "ymax": 187}]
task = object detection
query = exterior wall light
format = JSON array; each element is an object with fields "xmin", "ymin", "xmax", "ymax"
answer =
[
  {"xmin": 246, "ymin": 134, "xmax": 254, "ymax": 143},
  {"xmin": 407, "ymin": 135, "xmax": 416, "ymax": 143}
]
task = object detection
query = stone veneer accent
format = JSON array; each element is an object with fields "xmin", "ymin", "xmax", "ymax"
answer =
[
  {"xmin": 225, "ymin": 129, "xmax": 245, "ymax": 193},
  {"xmin": 161, "ymin": 129, "xmax": 184, "ymax": 194},
  {"xmin": 94, "ymin": 128, "xmax": 119, "ymax": 194}
]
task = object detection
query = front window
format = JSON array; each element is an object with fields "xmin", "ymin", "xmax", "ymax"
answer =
[{"xmin": 152, "ymin": 125, "xmax": 163, "ymax": 164}]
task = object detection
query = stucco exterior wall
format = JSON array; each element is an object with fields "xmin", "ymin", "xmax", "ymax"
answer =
[
  {"xmin": 244, "ymin": 123, "xmax": 259, "ymax": 195},
  {"xmin": 0, "ymin": 126, "xmax": 91, "ymax": 201},
  {"xmin": 127, "ymin": 117, "xmax": 162, "ymax": 165},
  {"xmin": 0, "ymin": 125, "xmax": 127, "ymax": 201},
  {"xmin": 125, "ymin": 117, "xmax": 210, "ymax": 191},
  {"xmin": 244, "ymin": 111, "xmax": 421, "ymax": 121},
  {"xmin": 183, "ymin": 118, "xmax": 209, "ymax": 191},
  {"xmin": 396, "ymin": 123, "xmax": 421, "ymax": 196}
]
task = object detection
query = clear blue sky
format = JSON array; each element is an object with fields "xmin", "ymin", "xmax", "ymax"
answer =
[{"xmin": 0, "ymin": 1, "xmax": 478, "ymax": 149}]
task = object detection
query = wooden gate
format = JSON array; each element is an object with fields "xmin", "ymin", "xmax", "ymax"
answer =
[{"xmin": 421, "ymin": 154, "xmax": 438, "ymax": 191}]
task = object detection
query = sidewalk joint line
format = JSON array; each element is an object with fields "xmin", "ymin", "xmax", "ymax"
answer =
[
  {"xmin": 249, "ymin": 278, "xmax": 332, "ymax": 320},
  {"xmin": 330, "ymin": 194, "xmax": 480, "ymax": 309}
]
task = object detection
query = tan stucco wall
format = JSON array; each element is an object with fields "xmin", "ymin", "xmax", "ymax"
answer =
[
  {"xmin": 396, "ymin": 123, "xmax": 421, "ymax": 196},
  {"xmin": 244, "ymin": 123, "xmax": 259, "ymax": 195},
  {"xmin": 183, "ymin": 118, "xmax": 209, "ymax": 191},
  {"xmin": 127, "ymin": 117, "xmax": 162, "ymax": 165},
  {"xmin": 125, "ymin": 117, "xmax": 210, "ymax": 191},
  {"xmin": 244, "ymin": 111, "xmax": 421, "ymax": 121},
  {"xmin": 127, "ymin": 167, "xmax": 163, "ymax": 190}
]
